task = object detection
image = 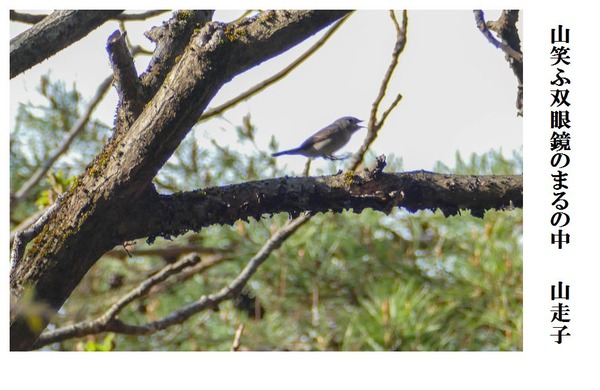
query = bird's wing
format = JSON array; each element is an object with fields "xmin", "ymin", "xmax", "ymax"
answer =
[{"xmin": 299, "ymin": 123, "xmax": 339, "ymax": 148}]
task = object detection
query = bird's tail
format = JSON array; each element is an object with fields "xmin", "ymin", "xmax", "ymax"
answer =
[{"xmin": 272, "ymin": 148, "xmax": 301, "ymax": 157}]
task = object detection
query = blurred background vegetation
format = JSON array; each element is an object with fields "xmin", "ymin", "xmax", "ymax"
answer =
[{"xmin": 10, "ymin": 75, "xmax": 522, "ymax": 351}]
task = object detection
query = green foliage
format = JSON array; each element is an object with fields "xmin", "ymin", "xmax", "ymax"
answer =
[
  {"xmin": 10, "ymin": 74, "xmax": 110, "ymax": 223},
  {"xmin": 52, "ymin": 144, "xmax": 522, "ymax": 351},
  {"xmin": 11, "ymin": 75, "xmax": 110, "ymax": 180},
  {"xmin": 34, "ymin": 170, "xmax": 75, "ymax": 208},
  {"xmin": 83, "ymin": 333, "xmax": 115, "ymax": 351},
  {"xmin": 434, "ymin": 148, "xmax": 523, "ymax": 175},
  {"xmin": 13, "ymin": 75, "xmax": 521, "ymax": 351}
]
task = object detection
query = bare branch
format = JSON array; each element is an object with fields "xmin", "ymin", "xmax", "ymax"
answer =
[
  {"xmin": 11, "ymin": 76, "xmax": 113, "ymax": 207},
  {"xmin": 475, "ymin": 10, "xmax": 523, "ymax": 116},
  {"xmin": 10, "ymin": 10, "xmax": 45, "ymax": 24},
  {"xmin": 200, "ymin": 13, "xmax": 352, "ymax": 121},
  {"xmin": 10, "ymin": 10, "xmax": 169, "ymax": 24},
  {"xmin": 231, "ymin": 324, "xmax": 245, "ymax": 351},
  {"xmin": 474, "ymin": 10, "xmax": 523, "ymax": 116},
  {"xmin": 10, "ymin": 207, "xmax": 48, "ymax": 245},
  {"xmin": 147, "ymin": 254, "xmax": 229, "ymax": 296},
  {"xmin": 10, "ymin": 41, "xmax": 149, "ymax": 211},
  {"xmin": 141, "ymin": 11, "xmax": 215, "ymax": 98},
  {"xmin": 104, "ymin": 242, "xmax": 231, "ymax": 260},
  {"xmin": 102, "ymin": 254, "xmax": 201, "ymax": 321},
  {"xmin": 244, "ymin": 13, "xmax": 403, "ymax": 315},
  {"xmin": 107, "ymin": 31, "xmax": 141, "ymax": 100},
  {"xmin": 116, "ymin": 10, "xmax": 170, "ymax": 21},
  {"xmin": 129, "ymin": 157, "xmax": 523, "ymax": 243},
  {"xmin": 474, "ymin": 10, "xmax": 523, "ymax": 62},
  {"xmin": 10, "ymin": 193, "xmax": 66, "ymax": 276},
  {"xmin": 348, "ymin": 10, "xmax": 408, "ymax": 171},
  {"xmin": 33, "ymin": 253, "xmax": 201, "ymax": 348},
  {"xmin": 33, "ymin": 215, "xmax": 310, "ymax": 348},
  {"xmin": 109, "ymin": 212, "xmax": 312, "ymax": 335},
  {"xmin": 378, "ymin": 93, "xmax": 403, "ymax": 127},
  {"xmin": 370, "ymin": 11, "xmax": 407, "ymax": 121},
  {"xmin": 107, "ymin": 30, "xmax": 145, "ymax": 128},
  {"xmin": 10, "ymin": 10, "xmax": 124, "ymax": 78}
]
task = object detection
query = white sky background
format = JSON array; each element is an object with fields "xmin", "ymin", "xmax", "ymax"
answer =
[
  {"xmin": 10, "ymin": 10, "xmax": 523, "ymax": 175},
  {"xmin": 5, "ymin": 2, "xmax": 600, "ymax": 389}
]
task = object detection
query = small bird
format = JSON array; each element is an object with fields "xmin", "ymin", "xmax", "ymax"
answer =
[{"xmin": 272, "ymin": 116, "xmax": 364, "ymax": 160}]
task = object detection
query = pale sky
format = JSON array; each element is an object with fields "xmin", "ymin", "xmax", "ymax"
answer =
[{"xmin": 10, "ymin": 10, "xmax": 523, "ymax": 175}]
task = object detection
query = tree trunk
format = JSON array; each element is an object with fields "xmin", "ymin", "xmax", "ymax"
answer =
[{"xmin": 10, "ymin": 10, "xmax": 351, "ymax": 351}]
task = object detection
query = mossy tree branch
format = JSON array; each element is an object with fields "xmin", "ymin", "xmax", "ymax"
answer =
[{"xmin": 10, "ymin": 10, "xmax": 351, "ymax": 351}]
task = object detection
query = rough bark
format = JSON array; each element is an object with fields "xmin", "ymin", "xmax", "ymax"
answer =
[
  {"xmin": 10, "ymin": 10, "xmax": 523, "ymax": 351},
  {"xmin": 474, "ymin": 10, "xmax": 523, "ymax": 115},
  {"xmin": 10, "ymin": 10, "xmax": 124, "ymax": 78},
  {"xmin": 10, "ymin": 10, "xmax": 351, "ymax": 351},
  {"xmin": 140, "ymin": 158, "xmax": 523, "ymax": 244}
]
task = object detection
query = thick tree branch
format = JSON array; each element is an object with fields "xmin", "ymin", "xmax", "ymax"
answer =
[
  {"xmin": 107, "ymin": 30, "xmax": 145, "ymax": 129},
  {"xmin": 10, "ymin": 10, "xmax": 169, "ymax": 24},
  {"xmin": 116, "ymin": 156, "xmax": 524, "ymax": 244},
  {"xmin": 10, "ymin": 10, "xmax": 124, "ymax": 78},
  {"xmin": 140, "ymin": 11, "xmax": 215, "ymax": 98},
  {"xmin": 10, "ymin": 10, "xmax": 351, "ymax": 351},
  {"xmin": 474, "ymin": 10, "xmax": 523, "ymax": 116},
  {"xmin": 102, "ymin": 10, "xmax": 352, "ymax": 194}
]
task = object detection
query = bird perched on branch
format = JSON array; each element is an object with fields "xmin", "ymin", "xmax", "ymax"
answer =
[{"xmin": 272, "ymin": 116, "xmax": 364, "ymax": 160}]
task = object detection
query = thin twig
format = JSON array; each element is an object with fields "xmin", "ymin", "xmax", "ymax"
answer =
[
  {"xmin": 146, "ymin": 255, "xmax": 229, "ymax": 296},
  {"xmin": 348, "ymin": 10, "xmax": 408, "ymax": 171},
  {"xmin": 231, "ymin": 324, "xmax": 245, "ymax": 351},
  {"xmin": 122, "ymin": 212, "xmax": 312, "ymax": 332},
  {"xmin": 199, "ymin": 13, "xmax": 352, "ymax": 121},
  {"xmin": 10, "ymin": 193, "xmax": 66, "ymax": 276},
  {"xmin": 11, "ymin": 75, "xmax": 113, "ymax": 206},
  {"xmin": 33, "ymin": 253, "xmax": 201, "ymax": 348},
  {"xmin": 101, "ymin": 254, "xmax": 201, "ymax": 321},
  {"xmin": 302, "ymin": 160, "xmax": 312, "ymax": 178},
  {"xmin": 104, "ymin": 242, "xmax": 231, "ymax": 260},
  {"xmin": 33, "ymin": 215, "xmax": 312, "ymax": 348},
  {"xmin": 370, "ymin": 11, "xmax": 406, "ymax": 122},
  {"xmin": 115, "ymin": 11, "xmax": 170, "ymax": 21}
]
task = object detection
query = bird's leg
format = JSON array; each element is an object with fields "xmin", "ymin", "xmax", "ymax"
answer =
[{"xmin": 326, "ymin": 153, "xmax": 351, "ymax": 161}]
